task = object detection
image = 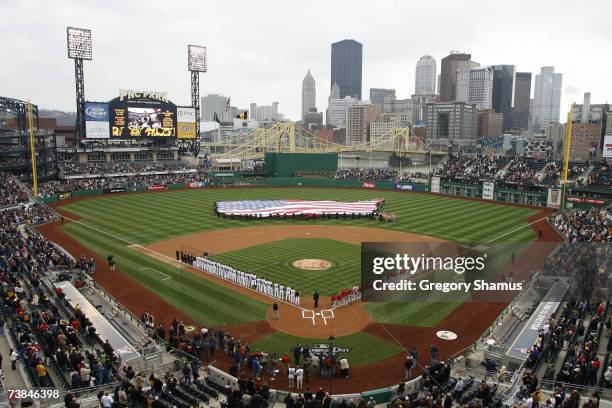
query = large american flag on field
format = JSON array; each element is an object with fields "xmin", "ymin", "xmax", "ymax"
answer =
[{"xmin": 216, "ymin": 199, "xmax": 383, "ymax": 217}]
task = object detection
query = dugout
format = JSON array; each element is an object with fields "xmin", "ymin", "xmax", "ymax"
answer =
[{"xmin": 265, "ymin": 152, "xmax": 337, "ymax": 177}]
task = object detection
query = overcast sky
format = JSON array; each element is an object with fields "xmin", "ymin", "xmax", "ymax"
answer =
[{"xmin": 1, "ymin": 0, "xmax": 610, "ymax": 121}]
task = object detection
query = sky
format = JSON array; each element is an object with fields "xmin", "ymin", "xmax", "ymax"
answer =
[{"xmin": 1, "ymin": 0, "xmax": 611, "ymax": 121}]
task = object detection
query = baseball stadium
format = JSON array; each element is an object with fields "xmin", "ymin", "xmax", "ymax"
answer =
[{"xmin": 0, "ymin": 24, "xmax": 611, "ymax": 408}]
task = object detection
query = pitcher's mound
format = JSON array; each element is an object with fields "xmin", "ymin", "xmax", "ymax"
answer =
[{"xmin": 292, "ymin": 259, "xmax": 332, "ymax": 271}]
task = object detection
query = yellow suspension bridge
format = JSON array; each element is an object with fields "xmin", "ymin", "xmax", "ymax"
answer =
[{"xmin": 201, "ymin": 122, "xmax": 444, "ymax": 159}]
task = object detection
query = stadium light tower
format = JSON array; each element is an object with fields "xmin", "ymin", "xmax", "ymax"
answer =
[
  {"xmin": 188, "ymin": 45, "xmax": 207, "ymax": 140},
  {"xmin": 66, "ymin": 27, "xmax": 92, "ymax": 140}
]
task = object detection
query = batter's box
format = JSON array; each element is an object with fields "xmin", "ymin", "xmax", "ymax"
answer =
[
  {"xmin": 301, "ymin": 309, "xmax": 316, "ymax": 326},
  {"xmin": 320, "ymin": 309, "xmax": 335, "ymax": 325}
]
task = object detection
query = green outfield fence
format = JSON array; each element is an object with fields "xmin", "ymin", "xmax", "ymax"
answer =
[{"xmin": 39, "ymin": 176, "xmax": 611, "ymax": 209}]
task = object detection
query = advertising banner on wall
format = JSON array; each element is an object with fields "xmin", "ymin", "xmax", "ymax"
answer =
[
  {"xmin": 84, "ymin": 102, "xmax": 110, "ymax": 139},
  {"xmin": 566, "ymin": 196, "xmax": 606, "ymax": 205},
  {"xmin": 482, "ymin": 181, "xmax": 495, "ymax": 200},
  {"xmin": 604, "ymin": 135, "xmax": 612, "ymax": 158},
  {"xmin": 395, "ymin": 183, "xmax": 416, "ymax": 191},
  {"xmin": 431, "ymin": 176, "xmax": 441, "ymax": 193},
  {"xmin": 547, "ymin": 188, "xmax": 562, "ymax": 209},
  {"xmin": 109, "ymin": 90, "xmax": 177, "ymax": 138},
  {"xmin": 363, "ymin": 182, "xmax": 376, "ymax": 189},
  {"xmin": 177, "ymin": 107, "xmax": 197, "ymax": 139}
]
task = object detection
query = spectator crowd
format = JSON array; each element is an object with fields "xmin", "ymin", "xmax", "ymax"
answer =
[
  {"xmin": 553, "ymin": 208, "xmax": 612, "ymax": 242},
  {"xmin": 59, "ymin": 160, "xmax": 195, "ymax": 176},
  {"xmin": 335, "ymin": 168, "xmax": 427, "ymax": 182}
]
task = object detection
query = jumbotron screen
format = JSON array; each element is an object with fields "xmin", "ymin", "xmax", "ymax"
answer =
[{"xmin": 109, "ymin": 96, "xmax": 176, "ymax": 138}]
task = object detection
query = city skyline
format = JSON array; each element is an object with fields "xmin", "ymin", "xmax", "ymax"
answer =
[{"xmin": 1, "ymin": 0, "xmax": 610, "ymax": 122}]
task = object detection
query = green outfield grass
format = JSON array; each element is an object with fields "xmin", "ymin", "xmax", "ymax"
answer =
[
  {"xmin": 211, "ymin": 238, "xmax": 360, "ymax": 296},
  {"xmin": 58, "ymin": 187, "xmax": 540, "ymax": 327},
  {"xmin": 251, "ymin": 332, "xmax": 404, "ymax": 367}
]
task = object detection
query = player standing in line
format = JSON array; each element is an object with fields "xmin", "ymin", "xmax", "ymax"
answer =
[
  {"xmin": 274, "ymin": 283, "xmax": 279, "ymax": 298},
  {"xmin": 279, "ymin": 285, "xmax": 285, "ymax": 301},
  {"xmin": 289, "ymin": 288, "xmax": 296, "ymax": 304},
  {"xmin": 294, "ymin": 289, "xmax": 300, "ymax": 306},
  {"xmin": 288, "ymin": 366, "xmax": 295, "ymax": 388},
  {"xmin": 285, "ymin": 286, "xmax": 292, "ymax": 302},
  {"xmin": 296, "ymin": 365, "xmax": 304, "ymax": 389}
]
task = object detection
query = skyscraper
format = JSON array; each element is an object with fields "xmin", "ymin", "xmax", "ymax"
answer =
[
  {"xmin": 511, "ymin": 72, "xmax": 532, "ymax": 131},
  {"xmin": 369, "ymin": 88, "xmax": 396, "ymax": 113},
  {"xmin": 533, "ymin": 67, "xmax": 563, "ymax": 130},
  {"xmin": 346, "ymin": 102, "xmax": 380, "ymax": 146},
  {"xmin": 439, "ymin": 52, "xmax": 472, "ymax": 102},
  {"xmin": 326, "ymin": 83, "xmax": 341, "ymax": 125},
  {"xmin": 331, "ymin": 39, "xmax": 363, "ymax": 100},
  {"xmin": 491, "ymin": 65, "xmax": 516, "ymax": 132},
  {"xmin": 201, "ymin": 94, "xmax": 228, "ymax": 122},
  {"xmin": 328, "ymin": 96, "xmax": 358, "ymax": 128},
  {"xmin": 301, "ymin": 70, "xmax": 316, "ymax": 121},
  {"xmin": 425, "ymin": 102, "xmax": 477, "ymax": 147},
  {"xmin": 468, "ymin": 67, "xmax": 494, "ymax": 110},
  {"xmin": 415, "ymin": 55, "xmax": 437, "ymax": 95}
]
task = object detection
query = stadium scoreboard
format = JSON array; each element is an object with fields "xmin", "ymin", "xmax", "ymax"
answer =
[{"xmin": 84, "ymin": 89, "xmax": 197, "ymax": 139}]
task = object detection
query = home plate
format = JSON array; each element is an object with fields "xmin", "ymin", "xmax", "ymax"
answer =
[
  {"xmin": 315, "ymin": 313, "xmax": 321, "ymax": 316},
  {"xmin": 436, "ymin": 330, "xmax": 458, "ymax": 340}
]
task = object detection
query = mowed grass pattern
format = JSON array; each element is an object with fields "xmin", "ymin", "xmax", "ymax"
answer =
[
  {"xmin": 59, "ymin": 188, "xmax": 540, "ymax": 326},
  {"xmin": 211, "ymin": 238, "xmax": 360, "ymax": 296},
  {"xmin": 59, "ymin": 188, "xmax": 538, "ymax": 245}
]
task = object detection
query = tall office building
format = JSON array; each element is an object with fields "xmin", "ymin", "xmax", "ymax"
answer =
[
  {"xmin": 331, "ymin": 39, "xmax": 363, "ymax": 100},
  {"xmin": 468, "ymin": 67, "xmax": 494, "ymax": 110},
  {"xmin": 439, "ymin": 52, "xmax": 472, "ymax": 102},
  {"xmin": 250, "ymin": 102, "xmax": 283, "ymax": 121},
  {"xmin": 369, "ymin": 88, "xmax": 396, "ymax": 113},
  {"xmin": 328, "ymin": 96, "xmax": 358, "ymax": 128},
  {"xmin": 411, "ymin": 93, "xmax": 438, "ymax": 122},
  {"xmin": 455, "ymin": 66, "xmax": 471, "ymax": 103},
  {"xmin": 346, "ymin": 102, "xmax": 380, "ymax": 146},
  {"xmin": 492, "ymin": 65, "xmax": 516, "ymax": 132},
  {"xmin": 326, "ymin": 83, "xmax": 341, "ymax": 125},
  {"xmin": 568, "ymin": 93, "xmax": 610, "ymax": 160},
  {"xmin": 301, "ymin": 70, "xmax": 316, "ymax": 121},
  {"xmin": 384, "ymin": 98, "xmax": 420, "ymax": 124},
  {"xmin": 425, "ymin": 102, "xmax": 477, "ymax": 147},
  {"xmin": 370, "ymin": 113, "xmax": 411, "ymax": 149},
  {"xmin": 532, "ymin": 67, "xmax": 563, "ymax": 130},
  {"xmin": 511, "ymin": 72, "xmax": 532, "ymax": 131},
  {"xmin": 477, "ymin": 109, "xmax": 504, "ymax": 137},
  {"xmin": 201, "ymin": 94, "xmax": 228, "ymax": 122},
  {"xmin": 303, "ymin": 108, "xmax": 324, "ymax": 131},
  {"xmin": 415, "ymin": 55, "xmax": 437, "ymax": 95}
]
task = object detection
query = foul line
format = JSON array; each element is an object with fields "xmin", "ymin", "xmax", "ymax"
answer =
[
  {"xmin": 140, "ymin": 266, "xmax": 172, "ymax": 281},
  {"xmin": 59, "ymin": 215, "xmax": 309, "ymax": 312},
  {"xmin": 483, "ymin": 214, "xmax": 551, "ymax": 245}
]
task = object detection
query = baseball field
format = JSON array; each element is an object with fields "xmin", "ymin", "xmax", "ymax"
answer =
[{"xmin": 38, "ymin": 186, "xmax": 557, "ymax": 392}]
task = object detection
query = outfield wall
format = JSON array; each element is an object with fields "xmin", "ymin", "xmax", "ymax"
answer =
[{"xmin": 38, "ymin": 177, "xmax": 610, "ymax": 209}]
